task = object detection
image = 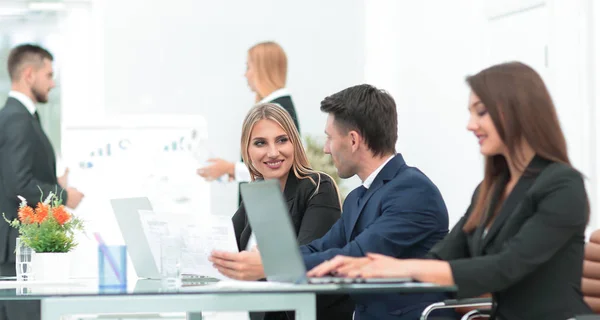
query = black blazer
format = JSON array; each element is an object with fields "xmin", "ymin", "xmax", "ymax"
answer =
[
  {"xmin": 233, "ymin": 171, "xmax": 339, "ymax": 252},
  {"xmin": 428, "ymin": 156, "xmax": 592, "ymax": 320},
  {"xmin": 233, "ymin": 171, "xmax": 353, "ymax": 320},
  {"xmin": 270, "ymin": 95, "xmax": 300, "ymax": 135},
  {"xmin": 0, "ymin": 97, "xmax": 66, "ymax": 265}
]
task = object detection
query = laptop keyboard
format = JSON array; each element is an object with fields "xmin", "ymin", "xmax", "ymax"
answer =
[{"xmin": 307, "ymin": 277, "xmax": 368, "ymax": 284}]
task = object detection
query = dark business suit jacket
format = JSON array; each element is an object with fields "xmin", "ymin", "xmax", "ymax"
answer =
[
  {"xmin": 233, "ymin": 171, "xmax": 353, "ymax": 320},
  {"xmin": 233, "ymin": 172, "xmax": 338, "ymax": 250},
  {"xmin": 428, "ymin": 156, "xmax": 593, "ymax": 320},
  {"xmin": 0, "ymin": 97, "xmax": 66, "ymax": 265},
  {"xmin": 269, "ymin": 95, "xmax": 299, "ymax": 135},
  {"xmin": 301, "ymin": 154, "xmax": 452, "ymax": 320}
]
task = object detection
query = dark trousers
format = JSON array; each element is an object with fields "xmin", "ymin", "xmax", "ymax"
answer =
[
  {"xmin": 0, "ymin": 264, "xmax": 14, "ymax": 277},
  {"xmin": 251, "ymin": 294, "xmax": 354, "ymax": 320},
  {"xmin": 0, "ymin": 263, "xmax": 40, "ymax": 320}
]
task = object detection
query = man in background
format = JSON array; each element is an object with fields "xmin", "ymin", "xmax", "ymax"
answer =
[
  {"xmin": 0, "ymin": 43, "xmax": 84, "ymax": 275},
  {"xmin": 0, "ymin": 43, "xmax": 84, "ymax": 320}
]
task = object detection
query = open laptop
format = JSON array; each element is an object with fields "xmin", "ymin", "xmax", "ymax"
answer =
[
  {"xmin": 110, "ymin": 197, "xmax": 205, "ymax": 281},
  {"xmin": 240, "ymin": 180, "xmax": 412, "ymax": 285}
]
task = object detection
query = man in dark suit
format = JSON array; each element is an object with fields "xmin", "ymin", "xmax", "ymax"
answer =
[
  {"xmin": 303, "ymin": 84, "xmax": 453, "ymax": 319},
  {"xmin": 0, "ymin": 44, "xmax": 84, "ymax": 276}
]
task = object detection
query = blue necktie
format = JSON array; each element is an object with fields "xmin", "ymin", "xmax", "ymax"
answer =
[{"xmin": 356, "ymin": 185, "xmax": 367, "ymax": 207}]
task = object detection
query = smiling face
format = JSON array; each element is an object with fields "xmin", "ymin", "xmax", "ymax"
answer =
[
  {"xmin": 466, "ymin": 91, "xmax": 505, "ymax": 156},
  {"xmin": 247, "ymin": 119, "xmax": 295, "ymax": 186}
]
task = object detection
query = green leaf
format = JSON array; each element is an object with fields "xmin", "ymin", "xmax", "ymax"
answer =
[{"xmin": 4, "ymin": 190, "xmax": 84, "ymax": 253}]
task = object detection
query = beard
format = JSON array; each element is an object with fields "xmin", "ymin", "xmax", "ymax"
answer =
[
  {"xmin": 31, "ymin": 87, "xmax": 48, "ymax": 103},
  {"xmin": 334, "ymin": 157, "xmax": 355, "ymax": 179}
]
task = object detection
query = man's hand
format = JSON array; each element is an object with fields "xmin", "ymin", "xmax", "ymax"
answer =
[
  {"xmin": 209, "ymin": 249, "xmax": 265, "ymax": 281},
  {"xmin": 197, "ymin": 158, "xmax": 235, "ymax": 181},
  {"xmin": 65, "ymin": 187, "xmax": 84, "ymax": 209},
  {"xmin": 307, "ymin": 255, "xmax": 371, "ymax": 277},
  {"xmin": 57, "ymin": 168, "xmax": 69, "ymax": 188}
]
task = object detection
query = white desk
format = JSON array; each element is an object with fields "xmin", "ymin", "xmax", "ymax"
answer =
[
  {"xmin": 0, "ymin": 279, "xmax": 457, "ymax": 320},
  {"xmin": 42, "ymin": 291, "xmax": 315, "ymax": 320}
]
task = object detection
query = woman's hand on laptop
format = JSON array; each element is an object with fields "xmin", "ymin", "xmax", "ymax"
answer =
[
  {"xmin": 209, "ymin": 249, "xmax": 265, "ymax": 281},
  {"xmin": 332, "ymin": 253, "xmax": 455, "ymax": 286},
  {"xmin": 307, "ymin": 255, "xmax": 371, "ymax": 277},
  {"xmin": 339, "ymin": 253, "xmax": 408, "ymax": 278}
]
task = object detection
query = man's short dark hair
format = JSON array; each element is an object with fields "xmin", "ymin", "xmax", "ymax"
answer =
[
  {"xmin": 320, "ymin": 84, "xmax": 398, "ymax": 156},
  {"xmin": 7, "ymin": 44, "xmax": 53, "ymax": 81}
]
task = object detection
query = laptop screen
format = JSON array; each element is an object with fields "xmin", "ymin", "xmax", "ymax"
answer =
[
  {"xmin": 111, "ymin": 197, "xmax": 160, "ymax": 279},
  {"xmin": 240, "ymin": 180, "xmax": 308, "ymax": 283}
]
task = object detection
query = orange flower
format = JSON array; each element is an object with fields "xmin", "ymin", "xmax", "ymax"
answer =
[
  {"xmin": 34, "ymin": 202, "xmax": 49, "ymax": 223},
  {"xmin": 17, "ymin": 206, "xmax": 35, "ymax": 224},
  {"xmin": 52, "ymin": 205, "xmax": 71, "ymax": 225}
]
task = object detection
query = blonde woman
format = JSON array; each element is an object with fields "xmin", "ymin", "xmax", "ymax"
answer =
[
  {"xmin": 209, "ymin": 103, "xmax": 353, "ymax": 320},
  {"xmin": 198, "ymin": 41, "xmax": 300, "ymax": 183}
]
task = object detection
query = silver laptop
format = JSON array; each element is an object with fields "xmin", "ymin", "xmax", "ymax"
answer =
[
  {"xmin": 111, "ymin": 197, "xmax": 159, "ymax": 279},
  {"xmin": 240, "ymin": 179, "xmax": 412, "ymax": 285},
  {"xmin": 110, "ymin": 197, "xmax": 205, "ymax": 280}
]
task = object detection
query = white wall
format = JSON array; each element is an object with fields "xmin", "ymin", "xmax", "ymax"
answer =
[
  {"xmin": 365, "ymin": 0, "xmax": 488, "ymax": 226},
  {"xmin": 547, "ymin": 0, "xmax": 597, "ymax": 232}
]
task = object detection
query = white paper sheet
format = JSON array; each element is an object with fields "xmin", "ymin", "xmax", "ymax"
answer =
[
  {"xmin": 137, "ymin": 210, "xmax": 170, "ymax": 271},
  {"xmin": 137, "ymin": 210, "xmax": 238, "ymax": 280},
  {"xmin": 179, "ymin": 215, "xmax": 239, "ymax": 278}
]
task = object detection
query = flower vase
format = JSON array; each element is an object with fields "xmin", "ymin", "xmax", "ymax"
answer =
[{"xmin": 32, "ymin": 252, "xmax": 71, "ymax": 282}]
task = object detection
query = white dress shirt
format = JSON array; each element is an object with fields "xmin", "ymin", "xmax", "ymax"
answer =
[
  {"xmin": 362, "ymin": 155, "xmax": 395, "ymax": 189},
  {"xmin": 258, "ymin": 88, "xmax": 290, "ymax": 105},
  {"xmin": 246, "ymin": 232, "xmax": 257, "ymax": 251}
]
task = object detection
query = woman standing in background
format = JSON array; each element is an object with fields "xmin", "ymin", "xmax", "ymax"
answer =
[{"xmin": 197, "ymin": 41, "xmax": 300, "ymax": 183}]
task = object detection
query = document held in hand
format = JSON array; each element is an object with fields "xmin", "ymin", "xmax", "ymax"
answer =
[{"xmin": 138, "ymin": 210, "xmax": 238, "ymax": 280}]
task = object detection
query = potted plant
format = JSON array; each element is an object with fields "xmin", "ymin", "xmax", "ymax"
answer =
[
  {"xmin": 304, "ymin": 135, "xmax": 347, "ymax": 200},
  {"xmin": 3, "ymin": 189, "xmax": 84, "ymax": 281}
]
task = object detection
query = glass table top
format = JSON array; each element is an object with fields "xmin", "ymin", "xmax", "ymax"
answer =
[{"xmin": 0, "ymin": 277, "xmax": 456, "ymax": 300}]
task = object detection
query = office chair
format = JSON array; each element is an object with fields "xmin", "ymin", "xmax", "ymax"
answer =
[
  {"xmin": 582, "ymin": 229, "xmax": 600, "ymax": 314},
  {"xmin": 419, "ymin": 297, "xmax": 491, "ymax": 320}
]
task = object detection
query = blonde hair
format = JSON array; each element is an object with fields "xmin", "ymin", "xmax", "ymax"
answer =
[
  {"xmin": 241, "ymin": 103, "xmax": 341, "ymax": 205},
  {"xmin": 248, "ymin": 41, "xmax": 287, "ymax": 102}
]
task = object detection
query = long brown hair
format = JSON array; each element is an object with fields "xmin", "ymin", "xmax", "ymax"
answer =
[
  {"xmin": 248, "ymin": 42, "xmax": 287, "ymax": 103},
  {"xmin": 241, "ymin": 103, "xmax": 341, "ymax": 206},
  {"xmin": 463, "ymin": 62, "xmax": 571, "ymax": 232}
]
